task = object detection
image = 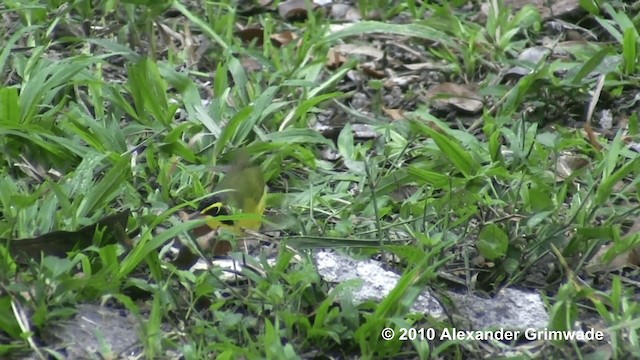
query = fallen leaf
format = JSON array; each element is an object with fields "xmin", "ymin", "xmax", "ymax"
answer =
[
  {"xmin": 182, "ymin": 20, "xmax": 200, "ymax": 66},
  {"xmin": 327, "ymin": 44, "xmax": 385, "ymax": 73},
  {"xmin": 584, "ymin": 122, "xmax": 603, "ymax": 151},
  {"xmin": 403, "ymin": 62, "xmax": 456, "ymax": 72},
  {"xmin": 555, "ymin": 154, "xmax": 590, "ymax": 180},
  {"xmin": 6, "ymin": 211, "xmax": 132, "ymax": 264},
  {"xmin": 585, "ymin": 242, "xmax": 640, "ymax": 274},
  {"xmin": 241, "ymin": 56, "xmax": 263, "ymax": 72},
  {"xmin": 360, "ymin": 65, "xmax": 385, "ymax": 79},
  {"xmin": 278, "ymin": 0, "xmax": 318, "ymax": 21},
  {"xmin": 156, "ymin": 21, "xmax": 179, "ymax": 55},
  {"xmin": 382, "ymin": 107, "xmax": 404, "ymax": 121},
  {"xmin": 586, "ymin": 74, "xmax": 605, "ymax": 123},
  {"xmin": 384, "ymin": 75, "xmax": 419, "ymax": 88},
  {"xmin": 313, "ymin": 121, "xmax": 377, "ymax": 140},
  {"xmin": 270, "ymin": 30, "xmax": 297, "ymax": 47},
  {"xmin": 546, "ymin": 19, "xmax": 598, "ymax": 41},
  {"xmin": 585, "ymin": 218, "xmax": 640, "ymax": 273},
  {"xmin": 326, "ymin": 47, "xmax": 347, "ymax": 69},
  {"xmin": 237, "ymin": 0, "xmax": 276, "ymax": 16},
  {"xmin": 236, "ymin": 26, "xmax": 264, "ymax": 45},
  {"xmin": 352, "ymin": 123, "xmax": 378, "ymax": 139},
  {"xmin": 504, "ymin": 46, "xmax": 550, "ymax": 78},
  {"xmin": 332, "ymin": 43, "xmax": 384, "ymax": 60},
  {"xmin": 425, "ymin": 82, "xmax": 483, "ymax": 113}
]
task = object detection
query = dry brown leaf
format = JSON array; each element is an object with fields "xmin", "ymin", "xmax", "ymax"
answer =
[
  {"xmin": 14, "ymin": 155, "xmax": 49, "ymax": 182},
  {"xmin": 327, "ymin": 44, "xmax": 385, "ymax": 75},
  {"xmin": 404, "ymin": 62, "xmax": 449, "ymax": 71},
  {"xmin": 332, "ymin": 44, "xmax": 384, "ymax": 60},
  {"xmin": 382, "ymin": 107, "xmax": 404, "ymax": 121},
  {"xmin": 425, "ymin": 82, "xmax": 484, "ymax": 113},
  {"xmin": 236, "ymin": 26, "xmax": 264, "ymax": 45},
  {"xmin": 584, "ymin": 122, "xmax": 603, "ymax": 151},
  {"xmin": 278, "ymin": 0, "xmax": 318, "ymax": 21},
  {"xmin": 384, "ymin": 75, "xmax": 419, "ymax": 88},
  {"xmin": 586, "ymin": 74, "xmax": 605, "ymax": 125},
  {"xmin": 555, "ymin": 154, "xmax": 590, "ymax": 180},
  {"xmin": 326, "ymin": 47, "xmax": 347, "ymax": 69},
  {"xmin": 351, "ymin": 123, "xmax": 377, "ymax": 139},
  {"xmin": 585, "ymin": 243, "xmax": 640, "ymax": 274},
  {"xmin": 585, "ymin": 218, "xmax": 640, "ymax": 273},
  {"xmin": 237, "ymin": 0, "xmax": 276, "ymax": 16},
  {"xmin": 241, "ymin": 56, "xmax": 263, "ymax": 72},
  {"xmin": 360, "ymin": 65, "xmax": 385, "ymax": 79},
  {"xmin": 270, "ymin": 30, "xmax": 297, "ymax": 47},
  {"xmin": 182, "ymin": 20, "xmax": 199, "ymax": 66},
  {"xmin": 156, "ymin": 21, "xmax": 179, "ymax": 55}
]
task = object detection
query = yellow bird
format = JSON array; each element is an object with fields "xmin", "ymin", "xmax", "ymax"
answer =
[
  {"xmin": 173, "ymin": 151, "xmax": 267, "ymax": 268},
  {"xmin": 200, "ymin": 151, "xmax": 266, "ymax": 234}
]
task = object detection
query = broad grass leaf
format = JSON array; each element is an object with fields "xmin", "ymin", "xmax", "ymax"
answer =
[
  {"xmin": 234, "ymin": 86, "xmax": 279, "ymax": 144},
  {"xmin": 265, "ymin": 128, "xmax": 334, "ymax": 147},
  {"xmin": 76, "ymin": 156, "xmax": 132, "ymax": 219},
  {"xmin": 595, "ymin": 157, "xmax": 639, "ymax": 205},
  {"xmin": 0, "ymin": 87, "xmax": 19, "ymax": 123},
  {"xmin": 570, "ymin": 47, "xmax": 613, "ymax": 84},
  {"xmin": 127, "ymin": 58, "xmax": 172, "ymax": 127},
  {"xmin": 411, "ymin": 120, "xmax": 479, "ymax": 178},
  {"xmin": 477, "ymin": 224, "xmax": 509, "ymax": 260},
  {"xmin": 19, "ymin": 56, "xmax": 96, "ymax": 124}
]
